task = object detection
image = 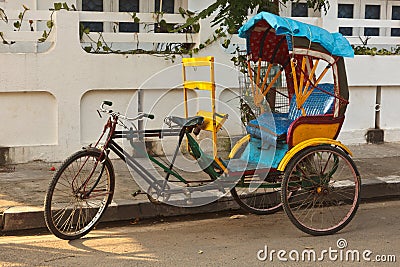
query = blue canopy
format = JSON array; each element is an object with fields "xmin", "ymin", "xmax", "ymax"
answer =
[{"xmin": 238, "ymin": 12, "xmax": 354, "ymax": 58}]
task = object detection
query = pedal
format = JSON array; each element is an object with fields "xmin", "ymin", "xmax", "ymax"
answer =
[{"xmin": 131, "ymin": 189, "xmax": 143, "ymax": 197}]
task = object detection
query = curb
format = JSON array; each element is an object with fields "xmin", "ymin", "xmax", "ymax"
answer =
[
  {"xmin": 1, "ymin": 179, "xmax": 399, "ymax": 232},
  {"xmin": 360, "ymin": 177, "xmax": 400, "ymax": 199},
  {"xmin": 0, "ymin": 197, "xmax": 241, "ymax": 232}
]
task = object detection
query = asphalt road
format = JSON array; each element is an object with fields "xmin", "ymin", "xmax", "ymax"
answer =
[{"xmin": 0, "ymin": 200, "xmax": 399, "ymax": 267}]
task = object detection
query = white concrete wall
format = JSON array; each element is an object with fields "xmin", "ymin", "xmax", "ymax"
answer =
[
  {"xmin": 0, "ymin": 8, "xmax": 243, "ymax": 162},
  {"xmin": 0, "ymin": 2, "xmax": 400, "ymax": 163},
  {"xmin": 340, "ymin": 56, "xmax": 400, "ymax": 143}
]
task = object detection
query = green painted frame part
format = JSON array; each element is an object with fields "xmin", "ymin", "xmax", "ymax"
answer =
[
  {"xmin": 327, "ymin": 154, "xmax": 339, "ymax": 178},
  {"xmin": 128, "ymin": 131, "xmax": 221, "ymax": 184},
  {"xmin": 148, "ymin": 154, "xmax": 188, "ymax": 183},
  {"xmin": 235, "ymin": 178, "xmax": 302, "ymax": 188},
  {"xmin": 234, "ymin": 182, "xmax": 281, "ymax": 189},
  {"xmin": 130, "ymin": 139, "xmax": 188, "ymax": 184},
  {"xmin": 185, "ymin": 133, "xmax": 221, "ymax": 180}
]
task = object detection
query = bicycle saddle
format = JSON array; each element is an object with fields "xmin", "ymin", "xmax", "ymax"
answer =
[{"xmin": 167, "ymin": 116, "xmax": 204, "ymax": 127}]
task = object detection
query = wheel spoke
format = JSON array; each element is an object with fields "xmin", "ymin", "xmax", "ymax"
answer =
[
  {"xmin": 282, "ymin": 146, "xmax": 360, "ymax": 236},
  {"xmin": 231, "ymin": 174, "xmax": 284, "ymax": 215},
  {"xmin": 44, "ymin": 150, "xmax": 114, "ymax": 240}
]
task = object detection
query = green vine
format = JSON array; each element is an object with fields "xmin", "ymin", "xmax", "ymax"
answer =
[
  {"xmin": 353, "ymin": 45, "xmax": 400, "ymax": 55},
  {"xmin": 1, "ymin": 1, "xmax": 327, "ymax": 57},
  {"xmin": 0, "ymin": 32, "xmax": 7, "ymax": 44},
  {"xmin": 39, "ymin": 2, "xmax": 75, "ymax": 42},
  {"xmin": 13, "ymin": 5, "xmax": 30, "ymax": 31},
  {"xmin": 2, "ymin": 1, "xmax": 400, "ymax": 59},
  {"xmin": 352, "ymin": 37, "xmax": 400, "ymax": 55},
  {"xmin": 77, "ymin": 7, "xmax": 202, "ymax": 62},
  {"xmin": 0, "ymin": 3, "xmax": 73, "ymax": 44},
  {"xmin": 174, "ymin": 0, "xmax": 329, "ymax": 35},
  {"xmin": 0, "ymin": 7, "xmax": 8, "ymax": 23},
  {"xmin": 0, "ymin": 5, "xmax": 29, "ymax": 44}
]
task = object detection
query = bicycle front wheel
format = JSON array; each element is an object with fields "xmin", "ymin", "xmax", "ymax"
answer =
[
  {"xmin": 44, "ymin": 149, "xmax": 115, "ymax": 240},
  {"xmin": 281, "ymin": 145, "xmax": 360, "ymax": 236}
]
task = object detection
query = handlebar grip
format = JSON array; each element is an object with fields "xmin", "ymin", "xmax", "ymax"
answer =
[
  {"xmin": 144, "ymin": 114, "xmax": 155, "ymax": 120},
  {"xmin": 103, "ymin": 101, "xmax": 113, "ymax": 107}
]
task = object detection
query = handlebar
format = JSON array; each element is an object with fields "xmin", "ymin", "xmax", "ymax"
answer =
[
  {"xmin": 103, "ymin": 100, "xmax": 113, "ymax": 107},
  {"xmin": 98, "ymin": 101, "xmax": 154, "ymax": 121},
  {"xmin": 144, "ymin": 113, "xmax": 155, "ymax": 120}
]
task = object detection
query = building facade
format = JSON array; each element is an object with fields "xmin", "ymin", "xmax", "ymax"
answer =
[{"xmin": 0, "ymin": 0, "xmax": 399, "ymax": 163}]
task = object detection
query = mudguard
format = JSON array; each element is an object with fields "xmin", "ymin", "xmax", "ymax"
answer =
[{"xmin": 277, "ymin": 138, "xmax": 352, "ymax": 172}]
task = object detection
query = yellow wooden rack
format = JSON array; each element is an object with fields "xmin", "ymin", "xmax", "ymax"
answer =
[{"xmin": 182, "ymin": 56, "xmax": 227, "ymax": 170}]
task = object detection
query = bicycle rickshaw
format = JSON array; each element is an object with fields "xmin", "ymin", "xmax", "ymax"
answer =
[{"xmin": 44, "ymin": 12, "xmax": 360, "ymax": 240}]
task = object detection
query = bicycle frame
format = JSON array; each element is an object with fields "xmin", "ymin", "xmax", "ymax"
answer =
[
  {"xmin": 94, "ymin": 114, "xmax": 230, "ymax": 196},
  {"xmin": 73, "ymin": 97, "xmax": 288, "ymax": 205}
]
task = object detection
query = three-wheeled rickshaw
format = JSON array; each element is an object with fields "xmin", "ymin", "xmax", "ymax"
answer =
[{"xmin": 44, "ymin": 12, "xmax": 360, "ymax": 240}]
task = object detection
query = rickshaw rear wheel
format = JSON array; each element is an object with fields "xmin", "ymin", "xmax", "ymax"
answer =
[
  {"xmin": 281, "ymin": 145, "xmax": 360, "ymax": 236},
  {"xmin": 231, "ymin": 174, "xmax": 284, "ymax": 215}
]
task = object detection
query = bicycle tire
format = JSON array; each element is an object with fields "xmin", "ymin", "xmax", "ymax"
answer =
[
  {"xmin": 44, "ymin": 148, "xmax": 115, "ymax": 240},
  {"xmin": 281, "ymin": 145, "xmax": 361, "ymax": 236},
  {"xmin": 231, "ymin": 175, "xmax": 284, "ymax": 215}
]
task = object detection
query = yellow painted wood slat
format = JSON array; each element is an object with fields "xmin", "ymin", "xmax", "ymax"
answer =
[
  {"xmin": 263, "ymin": 68, "xmax": 283, "ymax": 97},
  {"xmin": 183, "ymin": 81, "xmax": 214, "ymax": 91},
  {"xmin": 247, "ymin": 60, "xmax": 256, "ymax": 99},
  {"xmin": 290, "ymin": 58, "xmax": 300, "ymax": 109},
  {"xmin": 256, "ymin": 58, "xmax": 262, "ymax": 87},
  {"xmin": 182, "ymin": 56, "xmax": 214, "ymax": 67},
  {"xmin": 314, "ymin": 65, "xmax": 330, "ymax": 86},
  {"xmin": 301, "ymin": 64, "xmax": 331, "ymax": 107},
  {"xmin": 298, "ymin": 57, "xmax": 307, "ymax": 107},
  {"xmin": 303, "ymin": 59, "xmax": 320, "ymax": 97},
  {"xmin": 260, "ymin": 64, "xmax": 273, "ymax": 93}
]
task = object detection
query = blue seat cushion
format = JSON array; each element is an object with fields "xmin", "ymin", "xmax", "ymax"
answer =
[
  {"xmin": 246, "ymin": 83, "xmax": 335, "ymax": 146},
  {"xmin": 246, "ymin": 112, "xmax": 291, "ymax": 146},
  {"xmin": 288, "ymin": 83, "xmax": 335, "ymax": 120}
]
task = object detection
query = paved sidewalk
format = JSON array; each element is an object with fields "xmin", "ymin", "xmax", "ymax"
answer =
[{"xmin": 1, "ymin": 142, "xmax": 400, "ymax": 232}]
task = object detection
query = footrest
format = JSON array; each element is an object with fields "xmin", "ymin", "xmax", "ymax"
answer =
[{"xmin": 226, "ymin": 159, "xmax": 270, "ymax": 173}]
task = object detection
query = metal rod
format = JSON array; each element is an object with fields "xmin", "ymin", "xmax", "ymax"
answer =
[{"xmin": 375, "ymin": 86, "xmax": 381, "ymax": 129}]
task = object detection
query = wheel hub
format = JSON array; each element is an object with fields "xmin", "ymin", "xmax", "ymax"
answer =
[
  {"xmin": 75, "ymin": 191, "xmax": 87, "ymax": 200},
  {"xmin": 316, "ymin": 186, "xmax": 329, "ymax": 195}
]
